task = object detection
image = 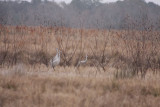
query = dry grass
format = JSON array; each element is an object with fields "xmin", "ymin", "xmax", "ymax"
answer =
[
  {"xmin": 0, "ymin": 25, "xmax": 160, "ymax": 106},
  {"xmin": 0, "ymin": 64, "xmax": 160, "ymax": 107}
]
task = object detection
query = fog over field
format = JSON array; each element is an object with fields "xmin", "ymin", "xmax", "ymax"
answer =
[
  {"xmin": 55, "ymin": 0, "xmax": 160, "ymax": 5},
  {"xmin": 0, "ymin": 0, "xmax": 160, "ymax": 29},
  {"xmin": 1, "ymin": 0, "xmax": 160, "ymax": 5}
]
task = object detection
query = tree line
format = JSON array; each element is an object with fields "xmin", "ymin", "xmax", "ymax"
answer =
[{"xmin": 0, "ymin": 0, "xmax": 160, "ymax": 29}]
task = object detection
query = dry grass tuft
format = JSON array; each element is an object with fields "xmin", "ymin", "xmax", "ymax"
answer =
[{"xmin": 0, "ymin": 65, "xmax": 160, "ymax": 107}]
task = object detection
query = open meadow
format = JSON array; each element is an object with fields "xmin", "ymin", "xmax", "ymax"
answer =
[{"xmin": 0, "ymin": 25, "xmax": 160, "ymax": 107}]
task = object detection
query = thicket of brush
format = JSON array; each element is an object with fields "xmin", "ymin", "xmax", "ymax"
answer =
[{"xmin": 0, "ymin": 18, "xmax": 160, "ymax": 78}]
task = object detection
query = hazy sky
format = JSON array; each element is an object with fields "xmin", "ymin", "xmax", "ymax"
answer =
[
  {"xmin": 1, "ymin": 0, "xmax": 159, "ymax": 5},
  {"xmin": 55, "ymin": 0, "xmax": 160, "ymax": 5}
]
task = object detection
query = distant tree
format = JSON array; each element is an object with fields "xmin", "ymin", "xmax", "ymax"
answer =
[
  {"xmin": 31, "ymin": 0, "xmax": 41, "ymax": 5},
  {"xmin": 0, "ymin": 0, "xmax": 160, "ymax": 29}
]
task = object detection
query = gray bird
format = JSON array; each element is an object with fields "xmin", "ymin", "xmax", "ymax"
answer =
[
  {"xmin": 77, "ymin": 54, "xmax": 88, "ymax": 67},
  {"xmin": 50, "ymin": 48, "xmax": 61, "ymax": 70}
]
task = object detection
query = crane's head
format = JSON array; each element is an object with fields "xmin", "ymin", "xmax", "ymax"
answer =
[
  {"xmin": 58, "ymin": 50, "xmax": 62, "ymax": 53},
  {"xmin": 56, "ymin": 48, "xmax": 60, "ymax": 53},
  {"xmin": 86, "ymin": 54, "xmax": 88, "ymax": 59}
]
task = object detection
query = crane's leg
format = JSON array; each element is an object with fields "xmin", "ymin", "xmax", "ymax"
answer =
[
  {"xmin": 52, "ymin": 66, "xmax": 55, "ymax": 71},
  {"xmin": 52, "ymin": 64, "xmax": 55, "ymax": 71},
  {"xmin": 53, "ymin": 67, "xmax": 55, "ymax": 71},
  {"xmin": 76, "ymin": 65, "xmax": 80, "ymax": 74},
  {"xmin": 75, "ymin": 64, "xmax": 79, "ymax": 72}
]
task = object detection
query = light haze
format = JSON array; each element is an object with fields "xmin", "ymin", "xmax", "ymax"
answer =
[
  {"xmin": 55, "ymin": 0, "xmax": 160, "ymax": 5},
  {"xmin": 0, "ymin": 0, "xmax": 159, "ymax": 5}
]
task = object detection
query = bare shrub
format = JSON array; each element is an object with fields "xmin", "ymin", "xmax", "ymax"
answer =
[
  {"xmin": 29, "ymin": 51, "xmax": 50, "ymax": 66},
  {"xmin": 118, "ymin": 16, "xmax": 160, "ymax": 78},
  {"xmin": 90, "ymin": 30, "xmax": 111, "ymax": 72},
  {"xmin": 55, "ymin": 28, "xmax": 80, "ymax": 67}
]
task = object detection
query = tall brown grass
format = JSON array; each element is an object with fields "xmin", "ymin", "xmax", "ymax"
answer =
[
  {"xmin": 1, "ymin": 25, "xmax": 160, "ymax": 77},
  {"xmin": 0, "ymin": 24, "xmax": 160, "ymax": 106}
]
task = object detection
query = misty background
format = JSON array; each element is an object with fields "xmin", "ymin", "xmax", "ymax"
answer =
[{"xmin": 0, "ymin": 0, "xmax": 160, "ymax": 29}]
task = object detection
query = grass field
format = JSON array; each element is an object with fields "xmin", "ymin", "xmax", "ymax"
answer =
[{"xmin": 0, "ymin": 26, "xmax": 160, "ymax": 107}]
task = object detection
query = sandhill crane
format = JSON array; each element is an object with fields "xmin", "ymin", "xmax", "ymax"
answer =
[
  {"xmin": 50, "ymin": 48, "xmax": 61, "ymax": 70},
  {"xmin": 77, "ymin": 54, "xmax": 88, "ymax": 68}
]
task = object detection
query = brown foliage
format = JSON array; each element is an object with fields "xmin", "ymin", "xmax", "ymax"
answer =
[{"xmin": 0, "ymin": 26, "xmax": 160, "ymax": 78}]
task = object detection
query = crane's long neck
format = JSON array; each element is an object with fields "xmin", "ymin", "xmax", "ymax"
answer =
[
  {"xmin": 58, "ymin": 51, "xmax": 60, "ymax": 58},
  {"xmin": 56, "ymin": 49, "xmax": 59, "ymax": 53},
  {"xmin": 85, "ymin": 55, "xmax": 87, "ymax": 62}
]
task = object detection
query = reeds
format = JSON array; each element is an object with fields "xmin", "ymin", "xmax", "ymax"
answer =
[{"xmin": 0, "ymin": 22, "xmax": 160, "ymax": 78}]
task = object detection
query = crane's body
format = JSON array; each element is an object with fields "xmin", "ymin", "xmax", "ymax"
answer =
[
  {"xmin": 77, "ymin": 54, "xmax": 88, "ymax": 67},
  {"xmin": 50, "ymin": 49, "xmax": 60, "ymax": 69}
]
